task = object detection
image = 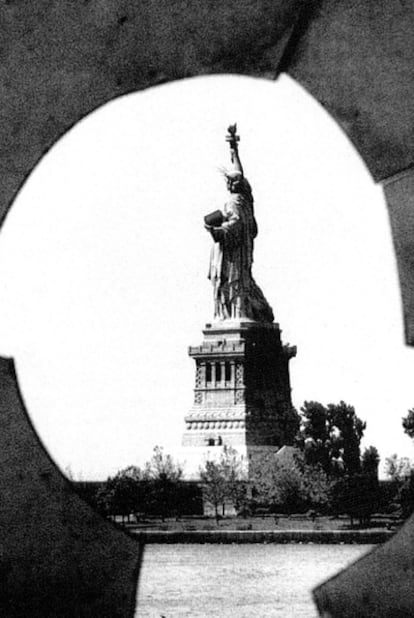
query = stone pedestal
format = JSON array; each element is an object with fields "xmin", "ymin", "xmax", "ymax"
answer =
[{"xmin": 181, "ymin": 319, "xmax": 298, "ymax": 477}]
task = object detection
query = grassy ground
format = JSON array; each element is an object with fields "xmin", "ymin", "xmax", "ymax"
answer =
[{"xmin": 123, "ymin": 513, "xmax": 401, "ymax": 533}]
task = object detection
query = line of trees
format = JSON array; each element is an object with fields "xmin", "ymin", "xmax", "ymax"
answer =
[
  {"xmin": 198, "ymin": 401, "xmax": 383, "ymax": 526},
  {"xmin": 79, "ymin": 402, "xmax": 414, "ymax": 526},
  {"xmin": 93, "ymin": 446, "xmax": 200, "ymax": 522}
]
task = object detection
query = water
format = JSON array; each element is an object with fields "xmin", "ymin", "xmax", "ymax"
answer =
[{"xmin": 135, "ymin": 543, "xmax": 372, "ymax": 617}]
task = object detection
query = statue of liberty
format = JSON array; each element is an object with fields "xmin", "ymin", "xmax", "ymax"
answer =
[{"xmin": 204, "ymin": 124, "xmax": 274, "ymax": 323}]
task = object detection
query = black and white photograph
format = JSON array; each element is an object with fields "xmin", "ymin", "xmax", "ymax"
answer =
[{"xmin": 1, "ymin": 2, "xmax": 414, "ymax": 617}]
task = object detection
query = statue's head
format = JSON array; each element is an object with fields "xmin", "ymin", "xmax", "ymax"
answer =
[
  {"xmin": 224, "ymin": 170, "xmax": 252, "ymax": 201},
  {"xmin": 225, "ymin": 170, "xmax": 243, "ymax": 193}
]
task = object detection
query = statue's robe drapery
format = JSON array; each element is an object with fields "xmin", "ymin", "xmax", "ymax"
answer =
[{"xmin": 208, "ymin": 192, "xmax": 274, "ymax": 322}]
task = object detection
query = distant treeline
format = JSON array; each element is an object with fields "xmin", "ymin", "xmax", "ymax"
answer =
[{"xmin": 69, "ymin": 401, "xmax": 414, "ymax": 527}]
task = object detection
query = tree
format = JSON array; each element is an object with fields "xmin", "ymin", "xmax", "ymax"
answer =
[
  {"xmin": 144, "ymin": 445, "xmax": 183, "ymax": 482},
  {"xmin": 384, "ymin": 454, "xmax": 412, "ymax": 485},
  {"xmin": 383, "ymin": 454, "xmax": 413, "ymax": 516},
  {"xmin": 298, "ymin": 460, "xmax": 332, "ymax": 513},
  {"xmin": 361, "ymin": 446, "xmax": 380, "ymax": 479},
  {"xmin": 250, "ymin": 451, "xmax": 332, "ymax": 514},
  {"xmin": 218, "ymin": 445, "xmax": 247, "ymax": 514},
  {"xmin": 96, "ymin": 465, "xmax": 145, "ymax": 522},
  {"xmin": 144, "ymin": 446, "xmax": 184, "ymax": 520},
  {"xmin": 331, "ymin": 473, "xmax": 380, "ymax": 527},
  {"xmin": 297, "ymin": 400, "xmax": 366, "ymax": 476},
  {"xmin": 399, "ymin": 471, "xmax": 414, "ymax": 518},
  {"xmin": 199, "ymin": 446, "xmax": 246, "ymax": 522},
  {"xmin": 329, "ymin": 444, "xmax": 379, "ymax": 527},
  {"xmin": 402, "ymin": 408, "xmax": 414, "ymax": 440},
  {"xmin": 252, "ymin": 455, "xmax": 305, "ymax": 513},
  {"xmin": 297, "ymin": 401, "xmax": 331, "ymax": 473},
  {"xmin": 199, "ymin": 460, "xmax": 228, "ymax": 523},
  {"xmin": 327, "ymin": 402, "xmax": 366, "ymax": 475}
]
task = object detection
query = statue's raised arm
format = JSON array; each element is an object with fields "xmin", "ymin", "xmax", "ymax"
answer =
[
  {"xmin": 226, "ymin": 123, "xmax": 244, "ymax": 176},
  {"xmin": 204, "ymin": 125, "xmax": 274, "ymax": 323}
]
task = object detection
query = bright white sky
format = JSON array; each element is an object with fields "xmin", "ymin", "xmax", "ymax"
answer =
[{"xmin": 0, "ymin": 74, "xmax": 412, "ymax": 480}]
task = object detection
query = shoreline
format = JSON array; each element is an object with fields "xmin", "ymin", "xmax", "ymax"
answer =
[{"xmin": 129, "ymin": 528, "xmax": 393, "ymax": 544}]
